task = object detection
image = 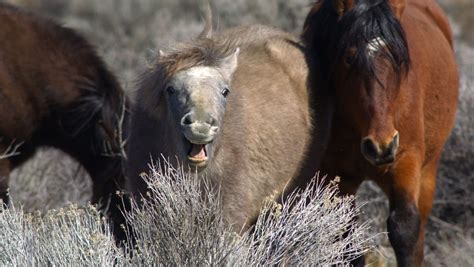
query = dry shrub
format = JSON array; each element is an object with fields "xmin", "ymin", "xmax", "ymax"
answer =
[
  {"xmin": 124, "ymin": 161, "xmax": 375, "ymax": 266},
  {"xmin": 2, "ymin": 162, "xmax": 374, "ymax": 266},
  {"xmin": 0, "ymin": 204, "xmax": 123, "ymax": 266}
]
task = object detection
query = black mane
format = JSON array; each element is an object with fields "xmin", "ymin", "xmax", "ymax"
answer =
[{"xmin": 303, "ymin": 0, "xmax": 410, "ymax": 84}]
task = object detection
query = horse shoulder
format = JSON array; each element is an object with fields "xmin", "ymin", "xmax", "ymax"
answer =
[{"xmin": 263, "ymin": 38, "xmax": 311, "ymax": 126}]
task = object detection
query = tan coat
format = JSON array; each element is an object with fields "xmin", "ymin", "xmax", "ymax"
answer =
[{"xmin": 127, "ymin": 25, "xmax": 330, "ymax": 230}]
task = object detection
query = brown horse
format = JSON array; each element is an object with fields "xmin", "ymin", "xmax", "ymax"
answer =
[
  {"xmin": 0, "ymin": 3, "xmax": 128, "ymax": 240},
  {"xmin": 126, "ymin": 20, "xmax": 330, "ymax": 231},
  {"xmin": 302, "ymin": 0, "xmax": 459, "ymax": 266}
]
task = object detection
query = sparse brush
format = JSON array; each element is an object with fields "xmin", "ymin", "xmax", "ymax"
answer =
[
  {"xmin": 0, "ymin": 205, "xmax": 34, "ymax": 266},
  {"xmin": 123, "ymin": 160, "xmax": 374, "ymax": 266},
  {"xmin": 234, "ymin": 177, "xmax": 374, "ymax": 266},
  {"xmin": 0, "ymin": 204, "xmax": 123, "ymax": 266},
  {"xmin": 123, "ymin": 160, "xmax": 237, "ymax": 266},
  {"xmin": 33, "ymin": 204, "xmax": 124, "ymax": 265},
  {"xmin": 2, "ymin": 161, "xmax": 375, "ymax": 265}
]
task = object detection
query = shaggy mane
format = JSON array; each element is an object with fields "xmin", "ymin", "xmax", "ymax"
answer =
[
  {"xmin": 135, "ymin": 37, "xmax": 237, "ymax": 114},
  {"xmin": 303, "ymin": 0, "xmax": 411, "ymax": 85},
  {"xmin": 156, "ymin": 38, "xmax": 236, "ymax": 82}
]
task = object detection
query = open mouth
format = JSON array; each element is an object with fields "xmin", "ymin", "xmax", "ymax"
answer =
[{"xmin": 187, "ymin": 142, "xmax": 208, "ymax": 166}]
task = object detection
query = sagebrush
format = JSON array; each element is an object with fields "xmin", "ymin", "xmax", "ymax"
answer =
[{"xmin": 2, "ymin": 162, "xmax": 374, "ymax": 266}]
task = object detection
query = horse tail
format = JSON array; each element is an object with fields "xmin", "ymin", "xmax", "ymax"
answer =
[
  {"xmin": 61, "ymin": 58, "xmax": 128, "ymax": 159},
  {"xmin": 92, "ymin": 66, "xmax": 129, "ymax": 158}
]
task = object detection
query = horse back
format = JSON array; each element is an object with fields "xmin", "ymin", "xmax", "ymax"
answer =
[
  {"xmin": 0, "ymin": 3, "xmax": 122, "ymax": 138},
  {"xmin": 0, "ymin": 3, "xmax": 124, "ymax": 164}
]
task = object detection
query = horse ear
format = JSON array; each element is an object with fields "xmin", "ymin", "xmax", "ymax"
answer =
[
  {"xmin": 198, "ymin": 0, "xmax": 213, "ymax": 39},
  {"xmin": 220, "ymin": 48, "xmax": 240, "ymax": 81},
  {"xmin": 332, "ymin": 0, "xmax": 354, "ymax": 17},
  {"xmin": 389, "ymin": 0, "xmax": 406, "ymax": 19}
]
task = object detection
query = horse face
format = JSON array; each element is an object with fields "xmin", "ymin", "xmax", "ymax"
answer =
[
  {"xmin": 163, "ymin": 49, "xmax": 239, "ymax": 170},
  {"xmin": 335, "ymin": 42, "xmax": 400, "ymax": 166}
]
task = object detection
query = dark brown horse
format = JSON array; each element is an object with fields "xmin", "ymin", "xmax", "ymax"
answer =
[
  {"xmin": 302, "ymin": 0, "xmax": 459, "ymax": 266},
  {"xmin": 0, "ymin": 3, "xmax": 128, "ymax": 240}
]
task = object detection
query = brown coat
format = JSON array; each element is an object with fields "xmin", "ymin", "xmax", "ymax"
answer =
[
  {"xmin": 0, "ymin": 3, "xmax": 128, "ymax": 240},
  {"xmin": 302, "ymin": 0, "xmax": 459, "ymax": 265}
]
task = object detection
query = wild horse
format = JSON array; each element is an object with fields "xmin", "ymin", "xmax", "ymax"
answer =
[
  {"xmin": 0, "ymin": 3, "xmax": 129, "ymax": 241},
  {"xmin": 127, "ymin": 18, "xmax": 330, "ymax": 230},
  {"xmin": 302, "ymin": 0, "xmax": 459, "ymax": 265}
]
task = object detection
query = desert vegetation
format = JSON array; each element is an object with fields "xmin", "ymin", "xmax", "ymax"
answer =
[
  {"xmin": 1, "ymin": 161, "xmax": 373, "ymax": 265},
  {"xmin": 2, "ymin": 0, "xmax": 473, "ymax": 266}
]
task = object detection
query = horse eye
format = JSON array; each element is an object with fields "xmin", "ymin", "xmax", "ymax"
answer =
[
  {"xmin": 221, "ymin": 87, "xmax": 230, "ymax": 98},
  {"xmin": 166, "ymin": 86, "xmax": 175, "ymax": 95}
]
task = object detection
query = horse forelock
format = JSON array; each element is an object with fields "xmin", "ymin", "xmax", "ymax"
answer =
[
  {"xmin": 146, "ymin": 38, "xmax": 236, "ymax": 92},
  {"xmin": 162, "ymin": 39, "xmax": 234, "ymax": 74},
  {"xmin": 304, "ymin": 0, "xmax": 411, "ymax": 86}
]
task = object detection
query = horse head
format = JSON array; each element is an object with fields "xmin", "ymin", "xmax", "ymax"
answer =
[{"xmin": 304, "ymin": 0, "xmax": 410, "ymax": 166}]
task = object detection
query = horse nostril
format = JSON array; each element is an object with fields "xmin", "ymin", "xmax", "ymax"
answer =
[
  {"xmin": 361, "ymin": 133, "xmax": 399, "ymax": 165},
  {"xmin": 206, "ymin": 115, "xmax": 218, "ymax": 127},
  {"xmin": 181, "ymin": 113, "xmax": 195, "ymax": 126},
  {"xmin": 361, "ymin": 137, "xmax": 379, "ymax": 160}
]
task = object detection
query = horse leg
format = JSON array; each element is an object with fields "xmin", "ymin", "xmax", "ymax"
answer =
[
  {"xmin": 0, "ymin": 158, "xmax": 11, "ymax": 207},
  {"xmin": 386, "ymin": 153, "xmax": 422, "ymax": 267},
  {"xmin": 413, "ymin": 160, "xmax": 438, "ymax": 266},
  {"xmin": 90, "ymin": 170, "xmax": 129, "ymax": 244}
]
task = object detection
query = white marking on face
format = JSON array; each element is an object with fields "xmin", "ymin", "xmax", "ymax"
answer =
[
  {"xmin": 185, "ymin": 66, "xmax": 222, "ymax": 80},
  {"xmin": 367, "ymin": 37, "xmax": 387, "ymax": 56},
  {"xmin": 168, "ymin": 65, "xmax": 227, "ymax": 127}
]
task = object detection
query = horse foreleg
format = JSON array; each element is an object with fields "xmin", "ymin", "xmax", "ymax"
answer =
[
  {"xmin": 414, "ymin": 161, "xmax": 438, "ymax": 266},
  {"xmin": 92, "ymin": 180, "xmax": 124, "ymax": 237},
  {"xmin": 90, "ymin": 168, "xmax": 129, "ymax": 245},
  {"xmin": 386, "ymin": 153, "xmax": 423, "ymax": 267}
]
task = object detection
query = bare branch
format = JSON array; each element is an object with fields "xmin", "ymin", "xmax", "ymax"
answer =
[
  {"xmin": 0, "ymin": 139, "xmax": 23, "ymax": 160},
  {"xmin": 102, "ymin": 94, "xmax": 128, "ymax": 160}
]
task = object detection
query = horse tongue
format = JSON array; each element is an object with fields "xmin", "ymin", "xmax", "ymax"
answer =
[{"xmin": 189, "ymin": 144, "xmax": 207, "ymax": 160}]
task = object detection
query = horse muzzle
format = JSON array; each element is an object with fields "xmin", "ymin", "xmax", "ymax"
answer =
[
  {"xmin": 181, "ymin": 112, "xmax": 219, "ymax": 143},
  {"xmin": 180, "ymin": 112, "xmax": 219, "ymax": 169},
  {"xmin": 361, "ymin": 131, "xmax": 399, "ymax": 166}
]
